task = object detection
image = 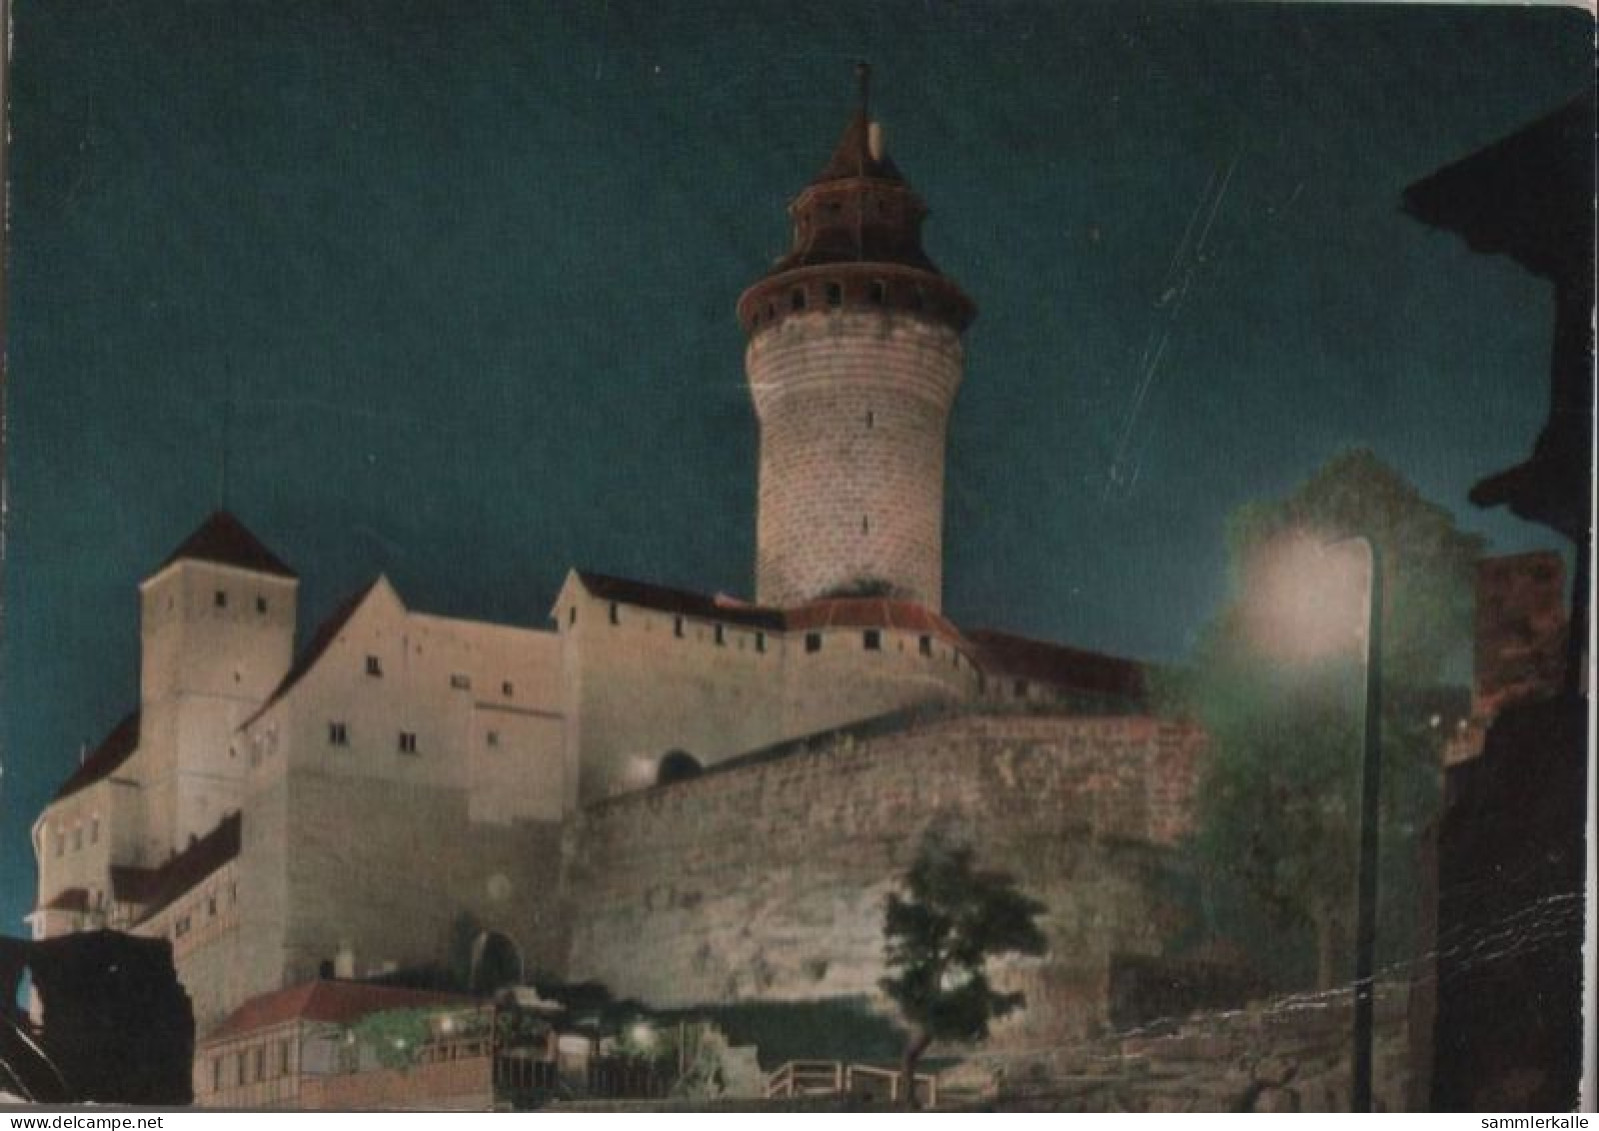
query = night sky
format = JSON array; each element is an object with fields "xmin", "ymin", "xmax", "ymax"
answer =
[{"xmin": 1, "ymin": 2, "xmax": 1590, "ymax": 936}]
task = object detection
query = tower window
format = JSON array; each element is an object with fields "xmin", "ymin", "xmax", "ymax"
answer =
[
  {"xmin": 568, "ymin": 606, "xmax": 577, "ymax": 626},
  {"xmin": 72, "ymin": 826, "xmax": 82, "ymax": 851},
  {"xmin": 502, "ymin": 680, "xmax": 514, "ymax": 697},
  {"xmin": 790, "ymin": 288, "xmax": 806, "ymax": 311},
  {"xmin": 450, "ymin": 673, "xmax": 471, "ymax": 690},
  {"xmin": 1014, "ymin": 679, "xmax": 1029, "ymax": 700},
  {"xmin": 865, "ymin": 410, "xmax": 875, "ymax": 429},
  {"xmin": 863, "ymin": 630, "xmax": 882, "ymax": 651},
  {"xmin": 674, "ymin": 615, "xmax": 685, "ymax": 638},
  {"xmin": 214, "ymin": 590, "xmax": 228, "ymax": 608},
  {"xmin": 256, "ymin": 596, "xmax": 268, "ymax": 614},
  {"xmin": 398, "ymin": 732, "xmax": 419, "ymax": 754},
  {"xmin": 805, "ymin": 632, "xmax": 822, "ymax": 654},
  {"xmin": 862, "ymin": 515, "xmax": 870, "ymax": 535},
  {"xmin": 755, "ymin": 631, "xmax": 766, "ymax": 653},
  {"xmin": 826, "ymin": 281, "xmax": 843, "ymax": 307},
  {"xmin": 919, "ymin": 635, "xmax": 932, "ymax": 656},
  {"xmin": 714, "ymin": 624, "xmax": 726, "ymax": 646},
  {"xmin": 870, "ymin": 280, "xmax": 887, "ymax": 305},
  {"xmin": 608, "ymin": 602, "xmax": 619, "ymax": 625},
  {"xmin": 486, "ymin": 730, "xmax": 500, "ymax": 748},
  {"xmin": 365, "ymin": 655, "xmax": 382, "ymax": 677},
  {"xmin": 90, "ymin": 817, "xmax": 100, "ymax": 844},
  {"xmin": 328, "ymin": 722, "xmax": 349, "ymax": 746}
]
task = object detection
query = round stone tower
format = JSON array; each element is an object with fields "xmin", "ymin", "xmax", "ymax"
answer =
[{"xmin": 738, "ymin": 66, "xmax": 976, "ymax": 613}]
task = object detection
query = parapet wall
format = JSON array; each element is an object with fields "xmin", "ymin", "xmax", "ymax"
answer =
[{"xmin": 564, "ymin": 711, "xmax": 1205, "ymax": 1047}]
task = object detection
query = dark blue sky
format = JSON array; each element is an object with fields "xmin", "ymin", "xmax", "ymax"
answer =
[{"xmin": 1, "ymin": 1, "xmax": 1590, "ymax": 935}]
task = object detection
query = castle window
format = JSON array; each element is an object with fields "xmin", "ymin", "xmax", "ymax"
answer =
[
  {"xmin": 863, "ymin": 630, "xmax": 882, "ymax": 651},
  {"xmin": 328, "ymin": 722, "xmax": 349, "ymax": 746},
  {"xmin": 214, "ymin": 589, "xmax": 228, "ymax": 608},
  {"xmin": 674, "ymin": 616, "xmax": 684, "ymax": 638},
  {"xmin": 502, "ymin": 680, "xmax": 514, "ymax": 697},
  {"xmin": 826, "ymin": 281, "xmax": 843, "ymax": 307},
  {"xmin": 790, "ymin": 288, "xmax": 806, "ymax": 311},
  {"xmin": 608, "ymin": 602, "xmax": 619, "ymax": 625},
  {"xmin": 870, "ymin": 279, "xmax": 887, "ymax": 305},
  {"xmin": 208, "ymin": 895, "xmax": 217, "ymax": 918},
  {"xmin": 398, "ymin": 732, "xmax": 419, "ymax": 754},
  {"xmin": 862, "ymin": 515, "xmax": 870, "ymax": 535},
  {"xmin": 756, "ymin": 631, "xmax": 766, "ymax": 653},
  {"xmin": 866, "ymin": 410, "xmax": 875, "ymax": 429},
  {"xmin": 279, "ymin": 1039, "xmax": 290, "ymax": 1076},
  {"xmin": 805, "ymin": 632, "xmax": 822, "ymax": 654},
  {"xmin": 714, "ymin": 624, "xmax": 726, "ymax": 646},
  {"xmin": 256, "ymin": 596, "xmax": 268, "ymax": 614},
  {"xmin": 919, "ymin": 635, "xmax": 932, "ymax": 656},
  {"xmin": 365, "ymin": 655, "xmax": 382, "ymax": 677},
  {"xmin": 1013, "ymin": 679, "xmax": 1029, "ymax": 700},
  {"xmin": 450, "ymin": 673, "xmax": 471, "ymax": 690},
  {"xmin": 212, "ymin": 1057, "xmax": 222, "ymax": 1093},
  {"xmin": 237, "ymin": 1052, "xmax": 246, "ymax": 1087},
  {"xmin": 254, "ymin": 1046, "xmax": 264, "ymax": 1083},
  {"xmin": 72, "ymin": 826, "xmax": 82, "ymax": 851},
  {"xmin": 90, "ymin": 817, "xmax": 100, "ymax": 844},
  {"xmin": 978, "ymin": 673, "xmax": 988, "ymax": 694},
  {"xmin": 568, "ymin": 606, "xmax": 577, "ymax": 626},
  {"xmin": 54, "ymin": 832, "xmax": 63, "ymax": 857},
  {"xmin": 486, "ymin": 730, "xmax": 500, "ymax": 748}
]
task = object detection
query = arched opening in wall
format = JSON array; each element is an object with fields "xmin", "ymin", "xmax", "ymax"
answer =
[
  {"xmin": 469, "ymin": 931, "xmax": 523, "ymax": 994},
  {"xmin": 656, "ymin": 750, "xmax": 703, "ymax": 786}
]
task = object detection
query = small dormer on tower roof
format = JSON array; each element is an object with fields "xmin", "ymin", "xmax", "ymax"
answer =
[{"xmin": 158, "ymin": 511, "xmax": 296, "ymax": 579}]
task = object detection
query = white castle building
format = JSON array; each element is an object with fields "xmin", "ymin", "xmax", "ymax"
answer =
[{"xmin": 31, "ymin": 77, "xmax": 1150, "ymax": 1042}]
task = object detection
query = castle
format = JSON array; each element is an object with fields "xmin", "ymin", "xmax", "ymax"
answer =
[{"xmin": 31, "ymin": 75, "xmax": 1215, "ymax": 1096}]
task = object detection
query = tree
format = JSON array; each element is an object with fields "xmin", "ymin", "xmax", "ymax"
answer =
[
  {"xmin": 880, "ymin": 834, "xmax": 1047, "ymax": 1107},
  {"xmin": 1175, "ymin": 449, "xmax": 1483, "ymax": 990}
]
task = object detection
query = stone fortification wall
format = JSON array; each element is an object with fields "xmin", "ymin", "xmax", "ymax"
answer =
[
  {"xmin": 976, "ymin": 984, "xmax": 1414, "ymax": 1112},
  {"xmin": 278, "ymin": 771, "xmax": 566, "ymax": 990},
  {"xmin": 564, "ymin": 711, "xmax": 1204, "ymax": 1048},
  {"xmin": 747, "ymin": 310, "xmax": 963, "ymax": 610}
]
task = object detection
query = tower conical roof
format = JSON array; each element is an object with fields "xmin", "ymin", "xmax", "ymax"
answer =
[{"xmin": 159, "ymin": 510, "xmax": 296, "ymax": 578}]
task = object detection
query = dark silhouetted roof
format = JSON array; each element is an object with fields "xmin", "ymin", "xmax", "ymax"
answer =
[
  {"xmin": 40, "ymin": 888, "xmax": 90, "ymax": 913},
  {"xmin": 52, "ymin": 712, "xmax": 141, "ymax": 803},
  {"xmin": 576, "ymin": 572, "xmax": 785, "ymax": 631},
  {"xmin": 203, "ymin": 980, "xmax": 478, "ymax": 1044},
  {"xmin": 113, "ymin": 811, "xmax": 241, "ymax": 921},
  {"xmin": 811, "ymin": 109, "xmax": 906, "ymax": 186},
  {"xmin": 159, "ymin": 511, "xmax": 296, "ymax": 579},
  {"xmin": 966, "ymin": 629, "xmax": 1147, "ymax": 704}
]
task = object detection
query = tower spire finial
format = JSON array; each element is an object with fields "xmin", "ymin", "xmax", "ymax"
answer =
[{"xmin": 855, "ymin": 61, "xmax": 871, "ymax": 121}]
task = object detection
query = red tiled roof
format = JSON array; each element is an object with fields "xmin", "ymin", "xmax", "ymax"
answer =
[
  {"xmin": 966, "ymin": 629, "xmax": 1147, "ymax": 703},
  {"xmin": 783, "ymin": 597, "xmax": 968, "ymax": 650},
  {"xmin": 576, "ymin": 572, "xmax": 785, "ymax": 631},
  {"xmin": 115, "ymin": 811, "xmax": 241, "ymax": 921},
  {"xmin": 52, "ymin": 711, "xmax": 141, "ymax": 803},
  {"xmin": 160, "ymin": 511, "xmax": 296, "ymax": 579},
  {"xmin": 203, "ymin": 980, "xmax": 478, "ymax": 1045}
]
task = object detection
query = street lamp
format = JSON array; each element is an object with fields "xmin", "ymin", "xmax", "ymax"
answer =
[{"xmin": 1250, "ymin": 531, "xmax": 1382, "ymax": 1112}]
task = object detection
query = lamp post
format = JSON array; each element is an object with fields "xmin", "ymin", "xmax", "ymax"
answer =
[
  {"xmin": 1249, "ymin": 530, "xmax": 1382, "ymax": 1110},
  {"xmin": 1347, "ymin": 535, "xmax": 1382, "ymax": 1114}
]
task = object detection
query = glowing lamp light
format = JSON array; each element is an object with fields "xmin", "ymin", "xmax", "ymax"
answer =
[{"xmin": 1245, "ymin": 532, "xmax": 1374, "ymax": 662}]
